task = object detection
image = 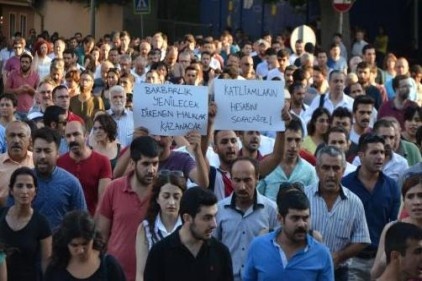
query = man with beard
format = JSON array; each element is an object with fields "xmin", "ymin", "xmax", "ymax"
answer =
[
  {"xmin": 106, "ymin": 85, "xmax": 133, "ymax": 147},
  {"xmin": 10, "ymin": 127, "xmax": 87, "ymax": 230},
  {"xmin": 43, "ymin": 105, "xmax": 69, "ymax": 155},
  {"xmin": 5, "ymin": 53, "xmax": 39, "ymax": 119},
  {"xmin": 0, "ymin": 121, "xmax": 33, "ymax": 206},
  {"xmin": 57, "ymin": 121, "xmax": 112, "ymax": 215},
  {"xmin": 305, "ymin": 146, "xmax": 371, "ymax": 281},
  {"xmin": 342, "ymin": 134, "xmax": 400, "ymax": 281},
  {"xmin": 258, "ymin": 118, "xmax": 317, "ymax": 201},
  {"xmin": 215, "ymin": 157, "xmax": 278, "ymax": 281},
  {"xmin": 352, "ymin": 119, "xmax": 408, "ymax": 181},
  {"xmin": 69, "ymin": 70, "xmax": 104, "ymax": 131},
  {"xmin": 2, "ymin": 37, "xmax": 27, "ymax": 81},
  {"xmin": 378, "ymin": 75, "xmax": 419, "ymax": 131},
  {"xmin": 244, "ymin": 185, "xmax": 334, "ymax": 280},
  {"xmin": 289, "ymin": 82, "xmax": 309, "ymax": 136},
  {"xmin": 356, "ymin": 62, "xmax": 382, "ymax": 110},
  {"xmin": 238, "ymin": 131, "xmax": 265, "ymax": 160},
  {"xmin": 144, "ymin": 187, "xmax": 233, "ymax": 281},
  {"xmin": 98, "ymin": 136, "xmax": 160, "ymax": 281}
]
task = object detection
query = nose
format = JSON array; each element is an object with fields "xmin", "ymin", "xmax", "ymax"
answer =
[{"xmin": 209, "ymin": 217, "xmax": 217, "ymax": 229}]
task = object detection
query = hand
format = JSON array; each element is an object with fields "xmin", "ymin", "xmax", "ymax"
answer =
[
  {"xmin": 187, "ymin": 131, "xmax": 201, "ymax": 152},
  {"xmin": 281, "ymin": 101, "xmax": 292, "ymax": 124},
  {"xmin": 208, "ymin": 102, "xmax": 217, "ymax": 122},
  {"xmin": 332, "ymin": 252, "xmax": 342, "ymax": 269}
]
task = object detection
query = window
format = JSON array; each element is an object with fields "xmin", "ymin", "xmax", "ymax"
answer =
[
  {"xmin": 9, "ymin": 13, "xmax": 16, "ymax": 38},
  {"xmin": 20, "ymin": 14, "xmax": 27, "ymax": 37}
]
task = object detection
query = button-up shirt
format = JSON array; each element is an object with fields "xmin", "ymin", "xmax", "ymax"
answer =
[
  {"xmin": 0, "ymin": 151, "xmax": 33, "ymax": 200},
  {"xmin": 106, "ymin": 108, "xmax": 134, "ymax": 147},
  {"xmin": 303, "ymin": 92, "xmax": 354, "ymax": 124}
]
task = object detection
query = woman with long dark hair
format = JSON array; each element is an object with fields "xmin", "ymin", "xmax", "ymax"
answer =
[
  {"xmin": 0, "ymin": 167, "xmax": 51, "ymax": 281},
  {"xmin": 44, "ymin": 210, "xmax": 126, "ymax": 280},
  {"xmin": 303, "ymin": 107, "xmax": 331, "ymax": 155},
  {"xmin": 135, "ymin": 171, "xmax": 186, "ymax": 281}
]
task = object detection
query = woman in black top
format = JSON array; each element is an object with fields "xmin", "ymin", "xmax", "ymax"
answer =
[
  {"xmin": 0, "ymin": 167, "xmax": 52, "ymax": 281},
  {"xmin": 45, "ymin": 210, "xmax": 126, "ymax": 281}
]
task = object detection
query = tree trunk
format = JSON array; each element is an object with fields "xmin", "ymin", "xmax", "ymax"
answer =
[{"xmin": 319, "ymin": 0, "xmax": 351, "ymax": 55}]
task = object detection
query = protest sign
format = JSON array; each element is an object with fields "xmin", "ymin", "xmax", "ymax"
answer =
[
  {"xmin": 133, "ymin": 84, "xmax": 209, "ymax": 136},
  {"xmin": 213, "ymin": 79, "xmax": 285, "ymax": 131}
]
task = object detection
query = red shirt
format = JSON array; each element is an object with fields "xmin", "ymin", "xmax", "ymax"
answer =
[
  {"xmin": 378, "ymin": 99, "xmax": 419, "ymax": 131},
  {"xmin": 57, "ymin": 151, "xmax": 112, "ymax": 215},
  {"xmin": 98, "ymin": 172, "xmax": 151, "ymax": 281},
  {"xmin": 299, "ymin": 149, "xmax": 316, "ymax": 166},
  {"xmin": 5, "ymin": 69, "xmax": 39, "ymax": 113},
  {"xmin": 67, "ymin": 111, "xmax": 85, "ymax": 124}
]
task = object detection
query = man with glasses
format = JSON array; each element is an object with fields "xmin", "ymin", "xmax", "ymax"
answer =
[
  {"xmin": 52, "ymin": 84, "xmax": 84, "ymax": 124},
  {"xmin": 4, "ymin": 53, "xmax": 39, "ymax": 119},
  {"xmin": 28, "ymin": 79, "xmax": 55, "ymax": 115},
  {"xmin": 3, "ymin": 38, "xmax": 27, "ymax": 81}
]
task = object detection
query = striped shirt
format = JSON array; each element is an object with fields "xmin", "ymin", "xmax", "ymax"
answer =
[{"xmin": 304, "ymin": 183, "xmax": 371, "ymax": 265}]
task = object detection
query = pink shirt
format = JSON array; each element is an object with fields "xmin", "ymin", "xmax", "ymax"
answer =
[
  {"xmin": 5, "ymin": 69, "xmax": 39, "ymax": 113},
  {"xmin": 99, "ymin": 172, "xmax": 150, "ymax": 281}
]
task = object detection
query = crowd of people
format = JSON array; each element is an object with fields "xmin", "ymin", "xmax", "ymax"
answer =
[{"xmin": 0, "ymin": 25, "xmax": 420, "ymax": 281}]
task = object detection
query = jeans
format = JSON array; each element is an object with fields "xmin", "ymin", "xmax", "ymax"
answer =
[{"xmin": 335, "ymin": 266, "xmax": 349, "ymax": 281}]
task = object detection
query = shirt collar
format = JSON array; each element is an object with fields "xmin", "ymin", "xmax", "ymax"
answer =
[
  {"xmin": 314, "ymin": 182, "xmax": 347, "ymax": 200},
  {"xmin": 226, "ymin": 190, "xmax": 263, "ymax": 211}
]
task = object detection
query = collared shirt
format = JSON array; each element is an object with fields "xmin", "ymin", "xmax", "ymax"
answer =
[
  {"xmin": 352, "ymin": 152, "xmax": 408, "ymax": 181},
  {"xmin": 243, "ymin": 228, "xmax": 334, "ymax": 281},
  {"xmin": 144, "ymin": 227, "xmax": 233, "ymax": 281},
  {"xmin": 258, "ymin": 157, "xmax": 318, "ymax": 201},
  {"xmin": 0, "ymin": 151, "xmax": 33, "ymax": 200},
  {"xmin": 215, "ymin": 191, "xmax": 279, "ymax": 281},
  {"xmin": 142, "ymin": 215, "xmax": 182, "ymax": 250},
  {"xmin": 106, "ymin": 108, "xmax": 134, "ymax": 147},
  {"xmin": 99, "ymin": 171, "xmax": 150, "ymax": 281},
  {"xmin": 342, "ymin": 168, "xmax": 400, "ymax": 250},
  {"xmin": 304, "ymin": 92, "xmax": 354, "ymax": 124},
  {"xmin": 344, "ymin": 162, "xmax": 357, "ymax": 177},
  {"xmin": 304, "ymin": 182, "xmax": 371, "ymax": 264}
]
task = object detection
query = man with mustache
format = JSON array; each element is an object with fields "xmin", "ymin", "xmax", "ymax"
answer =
[
  {"xmin": 0, "ymin": 121, "xmax": 33, "ymax": 206},
  {"xmin": 144, "ymin": 187, "xmax": 233, "ymax": 281},
  {"xmin": 305, "ymin": 146, "xmax": 371, "ymax": 281},
  {"xmin": 106, "ymin": 85, "xmax": 133, "ymax": 147},
  {"xmin": 57, "ymin": 121, "xmax": 112, "ymax": 216},
  {"xmin": 214, "ymin": 157, "xmax": 279, "ymax": 281},
  {"xmin": 352, "ymin": 119, "xmax": 408, "ymax": 181},
  {"xmin": 342, "ymin": 134, "xmax": 400, "ymax": 281},
  {"xmin": 243, "ymin": 184, "xmax": 334, "ymax": 280}
]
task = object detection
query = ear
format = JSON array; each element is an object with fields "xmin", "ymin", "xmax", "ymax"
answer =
[
  {"xmin": 51, "ymin": 122, "xmax": 58, "ymax": 129},
  {"xmin": 390, "ymin": 250, "xmax": 401, "ymax": 262},
  {"xmin": 182, "ymin": 213, "xmax": 192, "ymax": 224},
  {"xmin": 277, "ymin": 213, "xmax": 284, "ymax": 225},
  {"xmin": 357, "ymin": 150, "xmax": 364, "ymax": 159}
]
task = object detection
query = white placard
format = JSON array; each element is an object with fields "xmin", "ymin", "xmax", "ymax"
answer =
[
  {"xmin": 213, "ymin": 79, "xmax": 285, "ymax": 131},
  {"xmin": 133, "ymin": 84, "xmax": 208, "ymax": 136}
]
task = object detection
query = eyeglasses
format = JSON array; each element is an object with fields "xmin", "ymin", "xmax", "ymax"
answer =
[{"xmin": 158, "ymin": 169, "xmax": 184, "ymax": 178}]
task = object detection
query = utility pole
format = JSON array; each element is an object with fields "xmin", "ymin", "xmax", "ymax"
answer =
[{"xmin": 90, "ymin": 0, "xmax": 95, "ymax": 37}]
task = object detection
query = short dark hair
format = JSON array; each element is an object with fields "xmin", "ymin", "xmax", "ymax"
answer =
[
  {"xmin": 356, "ymin": 61, "xmax": 370, "ymax": 70},
  {"xmin": 230, "ymin": 157, "xmax": 259, "ymax": 178},
  {"xmin": 328, "ymin": 70, "xmax": 345, "ymax": 82},
  {"xmin": 20, "ymin": 53, "xmax": 33, "ymax": 63},
  {"xmin": 358, "ymin": 133, "xmax": 385, "ymax": 152},
  {"xmin": 373, "ymin": 119, "xmax": 395, "ymax": 134},
  {"xmin": 32, "ymin": 127, "xmax": 61, "ymax": 149},
  {"xmin": 285, "ymin": 116, "xmax": 304, "ymax": 137},
  {"xmin": 0, "ymin": 93, "xmax": 18, "ymax": 107},
  {"xmin": 362, "ymin": 44, "xmax": 375, "ymax": 55},
  {"xmin": 402, "ymin": 173, "xmax": 422, "ymax": 199},
  {"xmin": 130, "ymin": 136, "xmax": 159, "ymax": 162},
  {"xmin": 353, "ymin": 95, "xmax": 375, "ymax": 113},
  {"xmin": 385, "ymin": 222, "xmax": 422, "ymax": 264},
  {"xmin": 293, "ymin": 69, "xmax": 306, "ymax": 82},
  {"xmin": 288, "ymin": 82, "xmax": 305, "ymax": 97},
  {"xmin": 43, "ymin": 105, "xmax": 66, "ymax": 127},
  {"xmin": 276, "ymin": 184, "xmax": 309, "ymax": 217},
  {"xmin": 179, "ymin": 187, "xmax": 217, "ymax": 223},
  {"xmin": 277, "ymin": 49, "xmax": 290, "ymax": 58},
  {"xmin": 392, "ymin": 74, "xmax": 410, "ymax": 91},
  {"xmin": 52, "ymin": 84, "xmax": 68, "ymax": 100},
  {"xmin": 332, "ymin": 107, "xmax": 353, "ymax": 122},
  {"xmin": 327, "ymin": 126, "xmax": 350, "ymax": 142}
]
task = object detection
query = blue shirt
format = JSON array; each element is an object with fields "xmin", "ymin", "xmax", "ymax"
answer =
[
  {"xmin": 8, "ymin": 167, "xmax": 87, "ymax": 230},
  {"xmin": 243, "ymin": 229, "xmax": 334, "ymax": 281},
  {"xmin": 342, "ymin": 168, "xmax": 400, "ymax": 249},
  {"xmin": 257, "ymin": 158, "xmax": 317, "ymax": 201},
  {"xmin": 0, "ymin": 125, "xmax": 6, "ymax": 154}
]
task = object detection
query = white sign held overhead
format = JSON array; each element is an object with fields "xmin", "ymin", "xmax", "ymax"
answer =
[
  {"xmin": 213, "ymin": 79, "xmax": 285, "ymax": 131},
  {"xmin": 133, "ymin": 84, "xmax": 209, "ymax": 136}
]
